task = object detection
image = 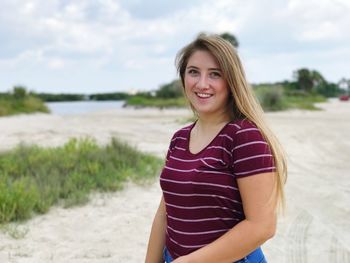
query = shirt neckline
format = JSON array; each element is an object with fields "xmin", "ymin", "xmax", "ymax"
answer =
[{"xmin": 186, "ymin": 120, "xmax": 232, "ymax": 156}]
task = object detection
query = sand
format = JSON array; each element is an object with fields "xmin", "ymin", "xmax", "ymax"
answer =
[{"xmin": 0, "ymin": 99, "xmax": 349, "ymax": 263}]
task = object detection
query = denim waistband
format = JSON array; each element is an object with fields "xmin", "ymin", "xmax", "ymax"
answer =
[{"xmin": 163, "ymin": 247, "xmax": 267, "ymax": 263}]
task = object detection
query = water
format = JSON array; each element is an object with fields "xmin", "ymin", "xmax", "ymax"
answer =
[{"xmin": 46, "ymin": 100, "xmax": 125, "ymax": 115}]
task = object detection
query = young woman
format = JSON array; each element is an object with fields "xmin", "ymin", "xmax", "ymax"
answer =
[{"xmin": 145, "ymin": 33, "xmax": 287, "ymax": 263}]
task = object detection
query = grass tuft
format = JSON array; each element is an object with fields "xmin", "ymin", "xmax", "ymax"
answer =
[{"xmin": 0, "ymin": 137, "xmax": 162, "ymax": 224}]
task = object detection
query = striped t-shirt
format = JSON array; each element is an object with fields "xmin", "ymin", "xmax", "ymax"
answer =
[{"xmin": 160, "ymin": 119, "xmax": 275, "ymax": 259}]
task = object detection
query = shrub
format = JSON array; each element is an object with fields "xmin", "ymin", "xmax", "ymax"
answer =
[
  {"xmin": 255, "ymin": 85, "xmax": 286, "ymax": 111},
  {"xmin": 0, "ymin": 138, "xmax": 162, "ymax": 223}
]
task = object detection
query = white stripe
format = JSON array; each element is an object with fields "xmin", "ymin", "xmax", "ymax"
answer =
[
  {"xmin": 234, "ymin": 154, "xmax": 272, "ymax": 164},
  {"xmin": 167, "ymin": 225, "xmax": 229, "ymax": 235},
  {"xmin": 170, "ymin": 155, "xmax": 197, "ymax": 162},
  {"xmin": 206, "ymin": 146, "xmax": 232, "ymax": 156},
  {"xmin": 160, "ymin": 177, "xmax": 238, "ymax": 191},
  {"xmin": 165, "ymin": 202, "xmax": 242, "ymax": 214},
  {"xmin": 168, "ymin": 235, "xmax": 207, "ymax": 249},
  {"xmin": 174, "ymin": 146, "xmax": 186, "ymax": 151},
  {"xmin": 235, "ymin": 166, "xmax": 276, "ymax": 176},
  {"xmin": 181, "ymin": 127, "xmax": 191, "ymax": 131},
  {"xmin": 228, "ymin": 123, "xmax": 241, "ymax": 129},
  {"xmin": 163, "ymin": 190, "xmax": 242, "ymax": 204},
  {"xmin": 202, "ymin": 170, "xmax": 232, "ymax": 176},
  {"xmin": 167, "ymin": 214, "xmax": 239, "ymax": 223},
  {"xmin": 171, "ymin": 136, "xmax": 187, "ymax": 142},
  {"xmin": 232, "ymin": 141, "xmax": 268, "ymax": 151},
  {"xmin": 164, "ymin": 165, "xmax": 233, "ymax": 177},
  {"xmin": 218, "ymin": 134, "xmax": 233, "ymax": 142},
  {"xmin": 164, "ymin": 166, "xmax": 195, "ymax": 172},
  {"xmin": 204, "ymin": 157, "xmax": 227, "ymax": 165},
  {"xmin": 170, "ymin": 156, "xmax": 226, "ymax": 166},
  {"xmin": 236, "ymin": 128, "xmax": 259, "ymax": 134},
  {"xmin": 200, "ymin": 158, "xmax": 217, "ymax": 169}
]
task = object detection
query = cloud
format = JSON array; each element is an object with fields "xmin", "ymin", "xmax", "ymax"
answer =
[
  {"xmin": 285, "ymin": 0, "xmax": 350, "ymax": 42},
  {"xmin": 0, "ymin": 0, "xmax": 349, "ymax": 92}
]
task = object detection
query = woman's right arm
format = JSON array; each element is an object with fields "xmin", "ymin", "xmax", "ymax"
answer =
[{"xmin": 145, "ymin": 196, "xmax": 167, "ymax": 263}]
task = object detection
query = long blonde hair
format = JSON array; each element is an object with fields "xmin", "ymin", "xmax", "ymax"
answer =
[{"xmin": 176, "ymin": 33, "xmax": 287, "ymax": 211}]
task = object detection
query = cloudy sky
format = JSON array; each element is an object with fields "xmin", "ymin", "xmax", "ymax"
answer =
[{"xmin": 0, "ymin": 0, "xmax": 349, "ymax": 94}]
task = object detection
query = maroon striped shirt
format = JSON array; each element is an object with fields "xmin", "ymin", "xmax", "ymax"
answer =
[{"xmin": 160, "ymin": 119, "xmax": 275, "ymax": 259}]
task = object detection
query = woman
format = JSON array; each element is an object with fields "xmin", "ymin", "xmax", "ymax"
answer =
[{"xmin": 145, "ymin": 33, "xmax": 287, "ymax": 263}]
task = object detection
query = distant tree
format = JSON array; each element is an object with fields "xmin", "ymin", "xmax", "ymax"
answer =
[
  {"xmin": 220, "ymin": 32, "xmax": 239, "ymax": 48},
  {"xmin": 293, "ymin": 68, "xmax": 327, "ymax": 93},
  {"xmin": 156, "ymin": 79, "xmax": 183, "ymax": 98},
  {"xmin": 89, "ymin": 92, "xmax": 129, "ymax": 101},
  {"xmin": 33, "ymin": 93, "xmax": 85, "ymax": 102},
  {"xmin": 293, "ymin": 68, "xmax": 314, "ymax": 92},
  {"xmin": 311, "ymin": 70, "xmax": 326, "ymax": 87},
  {"xmin": 315, "ymin": 82, "xmax": 342, "ymax": 97},
  {"xmin": 12, "ymin": 86, "xmax": 27, "ymax": 99}
]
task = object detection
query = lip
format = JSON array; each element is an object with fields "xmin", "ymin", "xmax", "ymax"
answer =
[{"xmin": 195, "ymin": 92, "xmax": 213, "ymax": 99}]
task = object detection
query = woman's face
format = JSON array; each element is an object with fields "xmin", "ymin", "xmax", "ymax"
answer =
[{"xmin": 184, "ymin": 50, "xmax": 231, "ymax": 118}]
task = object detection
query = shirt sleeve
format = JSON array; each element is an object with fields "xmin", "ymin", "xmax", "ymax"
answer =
[
  {"xmin": 231, "ymin": 121, "xmax": 276, "ymax": 178},
  {"xmin": 165, "ymin": 131, "xmax": 178, "ymax": 163}
]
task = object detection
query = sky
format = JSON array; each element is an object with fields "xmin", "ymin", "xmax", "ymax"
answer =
[{"xmin": 0, "ymin": 0, "xmax": 349, "ymax": 94}]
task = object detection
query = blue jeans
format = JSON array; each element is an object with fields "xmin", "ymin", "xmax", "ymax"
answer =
[{"xmin": 163, "ymin": 247, "xmax": 267, "ymax": 263}]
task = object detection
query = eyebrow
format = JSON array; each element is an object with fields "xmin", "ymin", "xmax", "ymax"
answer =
[{"xmin": 186, "ymin": 65, "xmax": 222, "ymax": 71}]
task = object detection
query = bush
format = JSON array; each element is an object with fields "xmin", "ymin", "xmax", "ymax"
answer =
[
  {"xmin": 0, "ymin": 138, "xmax": 162, "ymax": 223},
  {"xmin": 0, "ymin": 87, "xmax": 49, "ymax": 116},
  {"xmin": 255, "ymin": 85, "xmax": 286, "ymax": 111}
]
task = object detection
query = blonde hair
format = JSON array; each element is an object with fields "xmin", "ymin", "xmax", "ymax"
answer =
[{"xmin": 176, "ymin": 33, "xmax": 287, "ymax": 211}]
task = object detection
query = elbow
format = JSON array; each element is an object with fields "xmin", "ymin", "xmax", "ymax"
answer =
[
  {"xmin": 262, "ymin": 219, "xmax": 277, "ymax": 241},
  {"xmin": 265, "ymin": 223, "xmax": 276, "ymax": 240}
]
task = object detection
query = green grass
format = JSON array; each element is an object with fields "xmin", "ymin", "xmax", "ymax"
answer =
[
  {"xmin": 254, "ymin": 85, "xmax": 328, "ymax": 111},
  {"xmin": 0, "ymin": 138, "xmax": 162, "ymax": 224},
  {"xmin": 126, "ymin": 96, "xmax": 187, "ymax": 108},
  {"xmin": 126, "ymin": 89, "xmax": 327, "ymax": 112},
  {"xmin": 283, "ymin": 95, "xmax": 327, "ymax": 110},
  {"xmin": 0, "ymin": 96, "xmax": 49, "ymax": 116}
]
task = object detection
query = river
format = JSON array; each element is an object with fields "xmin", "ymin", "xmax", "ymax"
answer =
[{"xmin": 45, "ymin": 100, "xmax": 125, "ymax": 115}]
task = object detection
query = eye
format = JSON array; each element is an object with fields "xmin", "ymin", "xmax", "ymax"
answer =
[
  {"xmin": 187, "ymin": 69, "xmax": 199, "ymax": 76},
  {"xmin": 209, "ymin": 71, "xmax": 221, "ymax": 78}
]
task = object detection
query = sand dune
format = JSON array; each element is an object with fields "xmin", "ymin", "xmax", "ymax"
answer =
[{"xmin": 0, "ymin": 99, "xmax": 349, "ymax": 262}]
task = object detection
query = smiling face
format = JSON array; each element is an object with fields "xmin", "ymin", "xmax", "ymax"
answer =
[{"xmin": 184, "ymin": 50, "xmax": 231, "ymax": 118}]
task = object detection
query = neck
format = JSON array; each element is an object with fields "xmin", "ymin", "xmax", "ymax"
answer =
[{"xmin": 196, "ymin": 109, "xmax": 233, "ymax": 131}]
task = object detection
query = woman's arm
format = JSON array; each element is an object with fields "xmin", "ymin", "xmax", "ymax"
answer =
[
  {"xmin": 145, "ymin": 196, "xmax": 167, "ymax": 263},
  {"xmin": 173, "ymin": 172, "xmax": 277, "ymax": 263}
]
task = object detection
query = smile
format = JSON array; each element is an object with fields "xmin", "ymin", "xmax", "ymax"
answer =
[{"xmin": 195, "ymin": 92, "xmax": 213, "ymax": 98}]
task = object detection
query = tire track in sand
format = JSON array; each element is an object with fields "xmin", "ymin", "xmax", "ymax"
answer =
[
  {"xmin": 329, "ymin": 235, "xmax": 350, "ymax": 263},
  {"xmin": 286, "ymin": 210, "xmax": 313, "ymax": 263}
]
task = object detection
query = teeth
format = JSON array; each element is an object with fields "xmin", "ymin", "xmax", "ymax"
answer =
[{"xmin": 197, "ymin": 93, "xmax": 212, "ymax": 98}]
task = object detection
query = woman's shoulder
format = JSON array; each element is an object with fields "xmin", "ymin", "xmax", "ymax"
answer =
[
  {"xmin": 169, "ymin": 122, "xmax": 193, "ymax": 144},
  {"xmin": 226, "ymin": 118, "xmax": 258, "ymax": 133},
  {"xmin": 173, "ymin": 122, "xmax": 193, "ymax": 136}
]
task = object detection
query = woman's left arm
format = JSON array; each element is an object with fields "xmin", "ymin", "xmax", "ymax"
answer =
[{"xmin": 173, "ymin": 172, "xmax": 277, "ymax": 263}]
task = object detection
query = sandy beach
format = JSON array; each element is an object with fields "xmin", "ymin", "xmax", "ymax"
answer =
[{"xmin": 0, "ymin": 99, "xmax": 349, "ymax": 263}]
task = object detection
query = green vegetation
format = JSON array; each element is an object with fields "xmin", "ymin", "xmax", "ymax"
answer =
[
  {"xmin": 126, "ymin": 80, "xmax": 187, "ymax": 108},
  {"xmin": 125, "ymin": 65, "xmax": 346, "ymax": 111},
  {"xmin": 254, "ymin": 84, "xmax": 327, "ymax": 111},
  {"xmin": 89, "ymin": 92, "xmax": 130, "ymax": 101},
  {"xmin": 33, "ymin": 92, "xmax": 130, "ymax": 102},
  {"xmin": 32, "ymin": 92, "xmax": 86, "ymax": 102},
  {"xmin": 254, "ymin": 85, "xmax": 287, "ymax": 111},
  {"xmin": 220, "ymin": 32, "xmax": 239, "ymax": 48},
  {"xmin": 0, "ymin": 138, "xmax": 162, "ymax": 224},
  {"xmin": 0, "ymin": 86, "xmax": 49, "ymax": 116},
  {"xmin": 126, "ymin": 96, "xmax": 187, "ymax": 108}
]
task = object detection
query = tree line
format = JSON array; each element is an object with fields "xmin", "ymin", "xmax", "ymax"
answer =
[{"xmin": 1, "ymin": 33, "xmax": 349, "ymax": 108}]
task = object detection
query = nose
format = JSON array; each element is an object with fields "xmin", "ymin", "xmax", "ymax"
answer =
[{"xmin": 196, "ymin": 75, "xmax": 209, "ymax": 89}]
